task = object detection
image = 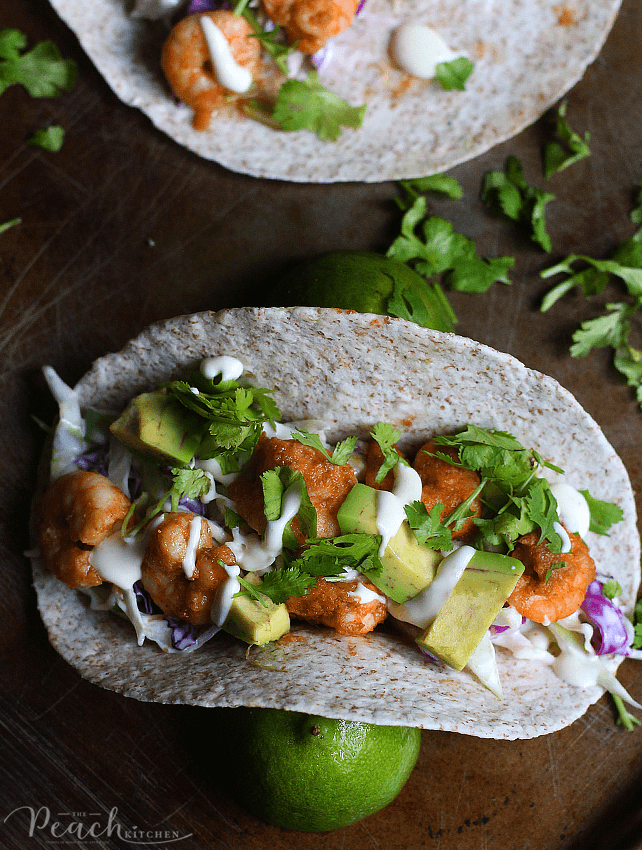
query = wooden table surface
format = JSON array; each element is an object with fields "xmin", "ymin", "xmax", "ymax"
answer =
[{"xmin": 1, "ymin": 0, "xmax": 642, "ymax": 848}]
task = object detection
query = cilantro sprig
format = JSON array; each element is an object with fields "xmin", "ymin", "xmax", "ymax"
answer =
[
  {"xmin": 543, "ymin": 102, "xmax": 590, "ymax": 179},
  {"xmin": 271, "ymin": 72, "xmax": 366, "ymax": 142},
  {"xmin": 28, "ymin": 124, "xmax": 64, "ymax": 151},
  {"xmin": 121, "ymin": 467, "xmax": 212, "ymax": 538},
  {"xmin": 435, "ymin": 57, "xmax": 474, "ymax": 91},
  {"xmin": 0, "ymin": 29, "xmax": 76, "ymax": 97},
  {"xmin": 369, "ymin": 422, "xmax": 403, "ymax": 483},
  {"xmin": 261, "ymin": 467, "xmax": 317, "ymax": 549},
  {"xmin": 481, "ymin": 156, "xmax": 555, "ymax": 252},
  {"xmin": 291, "ymin": 428, "xmax": 357, "ymax": 465}
]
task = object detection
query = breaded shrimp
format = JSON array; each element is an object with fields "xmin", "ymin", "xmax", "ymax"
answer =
[
  {"xmin": 413, "ymin": 440, "xmax": 482, "ymax": 541},
  {"xmin": 364, "ymin": 439, "xmax": 405, "ymax": 491},
  {"xmin": 161, "ymin": 11, "xmax": 260, "ymax": 131},
  {"xmin": 507, "ymin": 530, "xmax": 596, "ymax": 623},
  {"xmin": 262, "ymin": 0, "xmax": 360, "ymax": 54},
  {"xmin": 38, "ymin": 470, "xmax": 131, "ymax": 589},
  {"xmin": 285, "ymin": 577, "xmax": 387, "ymax": 635},
  {"xmin": 141, "ymin": 512, "xmax": 236, "ymax": 625},
  {"xmin": 228, "ymin": 433, "xmax": 357, "ymax": 539}
]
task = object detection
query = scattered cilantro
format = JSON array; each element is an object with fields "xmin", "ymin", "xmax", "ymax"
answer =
[
  {"xmin": 224, "ymin": 507, "xmax": 243, "ymax": 529},
  {"xmin": 397, "ymin": 174, "xmax": 463, "ymax": 210},
  {"xmin": 27, "ymin": 124, "xmax": 64, "ymax": 151},
  {"xmin": 613, "ymin": 345, "xmax": 642, "ymax": 407},
  {"xmin": 481, "ymin": 155, "xmax": 555, "ymax": 252},
  {"xmin": 0, "ymin": 29, "xmax": 76, "ymax": 97},
  {"xmin": 545, "ymin": 561, "xmax": 566, "ymax": 583},
  {"xmin": 272, "ymin": 72, "xmax": 366, "ymax": 142},
  {"xmin": 369, "ymin": 422, "xmax": 402, "ymax": 483},
  {"xmin": 602, "ymin": 578, "xmax": 623, "ymax": 600},
  {"xmin": 435, "ymin": 57, "xmax": 474, "ymax": 91},
  {"xmin": 405, "ymin": 501, "xmax": 453, "ymax": 550},
  {"xmin": 542, "ymin": 101, "xmax": 590, "ymax": 179},
  {"xmin": 579, "ymin": 490, "xmax": 624, "ymax": 535},
  {"xmin": 632, "ymin": 599, "xmax": 642, "ymax": 650},
  {"xmin": 167, "ymin": 468, "xmax": 212, "ymax": 511},
  {"xmin": 613, "ymin": 693, "xmax": 641, "ymax": 731},
  {"xmin": 235, "ymin": 575, "xmax": 269, "ymax": 608},
  {"xmin": 291, "ymin": 428, "xmax": 357, "ymax": 465},
  {"xmin": 631, "ymin": 185, "xmax": 642, "ymax": 228},
  {"xmin": 387, "ymin": 196, "xmax": 514, "ymax": 293},
  {"xmin": 0, "ymin": 217, "xmax": 20, "ymax": 235}
]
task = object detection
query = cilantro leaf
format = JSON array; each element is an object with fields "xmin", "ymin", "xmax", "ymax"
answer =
[
  {"xmin": 523, "ymin": 478, "xmax": 562, "ymax": 551},
  {"xmin": 286, "ymin": 534, "xmax": 383, "ymax": 578},
  {"xmin": 602, "ymin": 578, "xmax": 623, "ymax": 600},
  {"xmin": 569, "ymin": 302, "xmax": 636, "ymax": 358},
  {"xmin": 545, "ymin": 561, "xmax": 566, "ymax": 582},
  {"xmin": 235, "ymin": 575, "xmax": 269, "ymax": 608},
  {"xmin": 614, "ymin": 344, "xmax": 642, "ymax": 406},
  {"xmin": 542, "ymin": 101, "xmax": 590, "ymax": 179},
  {"xmin": 168, "ymin": 467, "xmax": 212, "ymax": 511},
  {"xmin": 631, "ymin": 184, "xmax": 642, "ymax": 231},
  {"xmin": 387, "ymin": 196, "xmax": 513, "ymax": 293},
  {"xmin": 27, "ymin": 124, "xmax": 64, "ymax": 151},
  {"xmin": 578, "ymin": 490, "xmax": 624, "ymax": 535},
  {"xmin": 397, "ymin": 174, "xmax": 463, "ymax": 209},
  {"xmin": 250, "ymin": 565, "xmax": 319, "ymax": 604},
  {"xmin": 405, "ymin": 500, "xmax": 453, "ymax": 550},
  {"xmin": 369, "ymin": 422, "xmax": 402, "ymax": 483},
  {"xmin": 260, "ymin": 467, "xmax": 317, "ymax": 548},
  {"xmin": 481, "ymin": 156, "xmax": 555, "ymax": 252},
  {"xmin": 272, "ymin": 72, "xmax": 366, "ymax": 142},
  {"xmin": 435, "ymin": 57, "xmax": 474, "ymax": 91},
  {"xmin": 291, "ymin": 428, "xmax": 357, "ymax": 465},
  {"xmin": 0, "ymin": 29, "xmax": 76, "ymax": 97},
  {"xmin": 632, "ymin": 599, "xmax": 642, "ymax": 650}
]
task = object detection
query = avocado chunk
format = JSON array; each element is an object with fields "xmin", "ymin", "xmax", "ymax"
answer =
[
  {"xmin": 416, "ymin": 550, "xmax": 524, "ymax": 671},
  {"xmin": 222, "ymin": 572, "xmax": 290, "ymax": 645},
  {"xmin": 110, "ymin": 388, "xmax": 206, "ymax": 466},
  {"xmin": 337, "ymin": 482, "xmax": 441, "ymax": 604}
]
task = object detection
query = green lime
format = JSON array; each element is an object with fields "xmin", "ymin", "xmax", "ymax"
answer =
[
  {"xmin": 216, "ymin": 707, "xmax": 421, "ymax": 832},
  {"xmin": 269, "ymin": 250, "xmax": 455, "ymax": 332}
]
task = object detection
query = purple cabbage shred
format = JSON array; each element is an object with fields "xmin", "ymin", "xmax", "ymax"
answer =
[
  {"xmin": 166, "ymin": 617, "xmax": 221, "ymax": 651},
  {"xmin": 75, "ymin": 446, "xmax": 109, "ymax": 477},
  {"xmin": 580, "ymin": 580, "xmax": 631, "ymax": 656},
  {"xmin": 133, "ymin": 581, "xmax": 162, "ymax": 615}
]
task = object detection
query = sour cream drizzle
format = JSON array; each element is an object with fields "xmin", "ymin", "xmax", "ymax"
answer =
[
  {"xmin": 375, "ymin": 462, "xmax": 423, "ymax": 554},
  {"xmin": 388, "ymin": 546, "xmax": 476, "ymax": 628},
  {"xmin": 550, "ymin": 483, "xmax": 591, "ymax": 538},
  {"xmin": 348, "ymin": 582, "xmax": 386, "ymax": 605},
  {"xmin": 182, "ymin": 516, "xmax": 203, "ymax": 579},
  {"xmin": 211, "ymin": 562, "xmax": 241, "ymax": 626},
  {"xmin": 200, "ymin": 355, "xmax": 244, "ymax": 383},
  {"xmin": 391, "ymin": 22, "xmax": 456, "ymax": 79},
  {"xmin": 90, "ymin": 531, "xmax": 146, "ymax": 588},
  {"xmin": 553, "ymin": 521, "xmax": 572, "ymax": 554},
  {"xmin": 199, "ymin": 17, "xmax": 253, "ymax": 94}
]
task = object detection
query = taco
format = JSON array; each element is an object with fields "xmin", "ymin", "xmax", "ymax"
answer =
[
  {"xmin": 46, "ymin": 0, "xmax": 622, "ymax": 182},
  {"xmin": 31, "ymin": 307, "xmax": 640, "ymax": 740}
]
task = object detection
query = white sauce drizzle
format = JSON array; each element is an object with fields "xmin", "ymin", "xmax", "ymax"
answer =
[
  {"xmin": 211, "ymin": 562, "xmax": 241, "ymax": 626},
  {"xmin": 392, "ymin": 462, "xmax": 423, "ymax": 505},
  {"xmin": 550, "ymin": 483, "xmax": 591, "ymax": 537},
  {"xmin": 388, "ymin": 546, "xmax": 476, "ymax": 628},
  {"xmin": 553, "ymin": 521, "xmax": 572, "ymax": 554},
  {"xmin": 182, "ymin": 516, "xmax": 203, "ymax": 579},
  {"xmin": 226, "ymin": 483, "xmax": 302, "ymax": 573},
  {"xmin": 195, "ymin": 456, "xmax": 237, "ymax": 488},
  {"xmin": 391, "ymin": 22, "xmax": 456, "ymax": 79},
  {"xmin": 200, "ymin": 355, "xmax": 244, "ymax": 383},
  {"xmin": 199, "ymin": 17, "xmax": 253, "ymax": 94},
  {"xmin": 348, "ymin": 582, "xmax": 386, "ymax": 605},
  {"xmin": 375, "ymin": 462, "xmax": 423, "ymax": 555},
  {"xmin": 89, "ymin": 531, "xmax": 146, "ymax": 588}
]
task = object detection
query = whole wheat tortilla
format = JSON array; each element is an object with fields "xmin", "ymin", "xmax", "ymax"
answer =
[
  {"xmin": 47, "ymin": 0, "xmax": 621, "ymax": 182},
  {"xmin": 32, "ymin": 307, "xmax": 640, "ymax": 739}
]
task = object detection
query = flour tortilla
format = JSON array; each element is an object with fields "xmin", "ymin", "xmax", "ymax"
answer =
[
  {"xmin": 47, "ymin": 0, "xmax": 621, "ymax": 182},
  {"xmin": 32, "ymin": 307, "xmax": 640, "ymax": 739}
]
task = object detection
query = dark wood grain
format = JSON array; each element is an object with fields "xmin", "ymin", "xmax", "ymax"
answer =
[{"xmin": 1, "ymin": 1, "xmax": 642, "ymax": 848}]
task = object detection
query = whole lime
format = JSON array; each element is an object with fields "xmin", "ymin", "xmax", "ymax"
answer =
[
  {"xmin": 269, "ymin": 250, "xmax": 455, "ymax": 332},
  {"xmin": 216, "ymin": 707, "xmax": 421, "ymax": 832}
]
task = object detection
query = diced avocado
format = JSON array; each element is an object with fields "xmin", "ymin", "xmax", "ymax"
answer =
[
  {"xmin": 337, "ymin": 483, "xmax": 441, "ymax": 604},
  {"xmin": 222, "ymin": 572, "xmax": 290, "ymax": 645},
  {"xmin": 416, "ymin": 550, "xmax": 524, "ymax": 671},
  {"xmin": 110, "ymin": 388, "xmax": 206, "ymax": 466}
]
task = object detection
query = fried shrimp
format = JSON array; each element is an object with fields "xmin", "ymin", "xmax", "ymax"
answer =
[
  {"xmin": 413, "ymin": 440, "xmax": 482, "ymax": 541},
  {"xmin": 161, "ymin": 11, "xmax": 260, "ymax": 131},
  {"xmin": 38, "ymin": 470, "xmax": 131, "ymax": 589},
  {"xmin": 262, "ymin": 0, "xmax": 360, "ymax": 54},
  {"xmin": 141, "ymin": 512, "xmax": 236, "ymax": 625},
  {"xmin": 286, "ymin": 577, "xmax": 387, "ymax": 635},
  {"xmin": 228, "ymin": 433, "xmax": 357, "ymax": 539},
  {"xmin": 508, "ymin": 530, "xmax": 596, "ymax": 623}
]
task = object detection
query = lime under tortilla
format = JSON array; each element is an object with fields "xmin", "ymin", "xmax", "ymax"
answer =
[{"xmin": 269, "ymin": 250, "xmax": 455, "ymax": 332}]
